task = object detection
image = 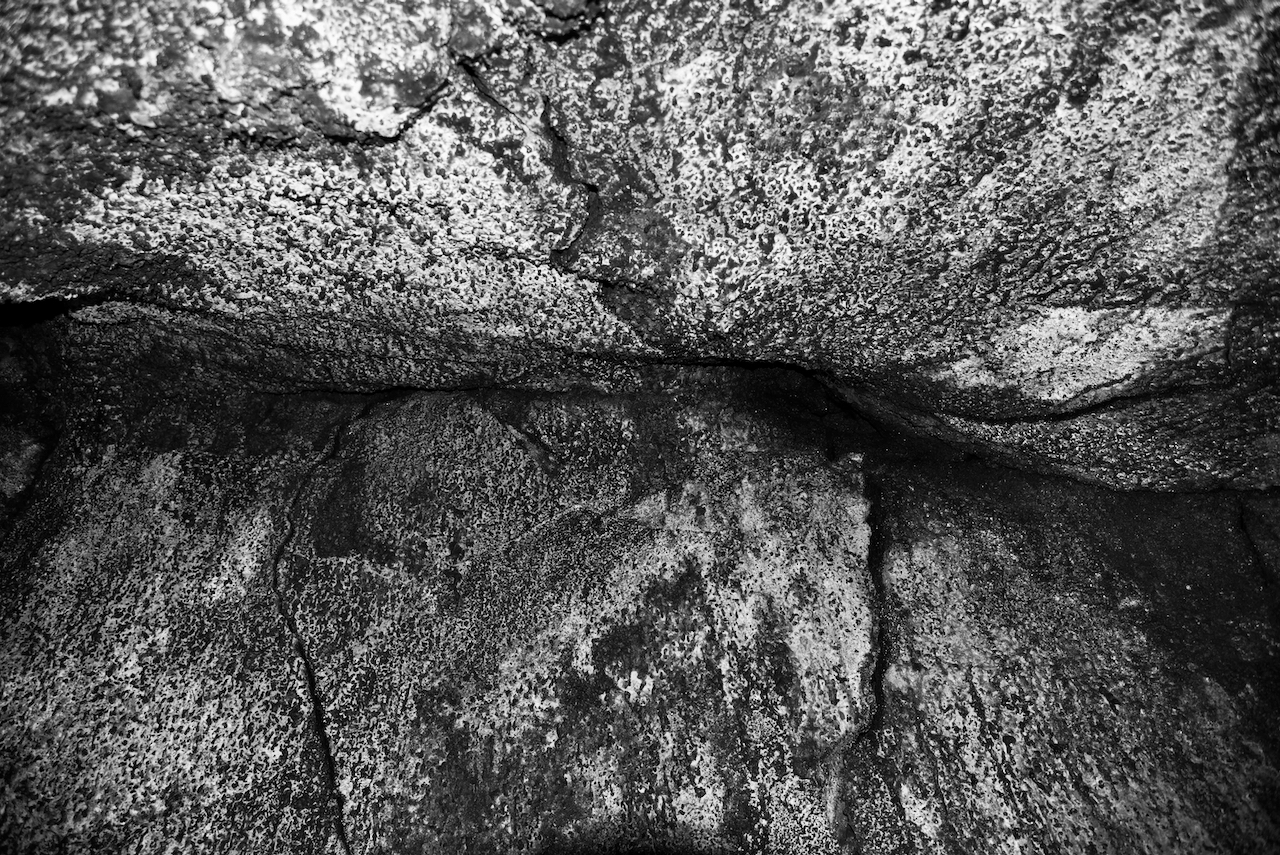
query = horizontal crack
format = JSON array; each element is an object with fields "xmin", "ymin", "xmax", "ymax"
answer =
[
  {"xmin": 322, "ymin": 79, "xmax": 452, "ymax": 147},
  {"xmin": 922, "ymin": 379, "xmax": 1235, "ymax": 426},
  {"xmin": 7, "ymin": 290, "xmax": 1271, "ymax": 498},
  {"xmin": 531, "ymin": 2, "xmax": 607, "ymax": 45}
]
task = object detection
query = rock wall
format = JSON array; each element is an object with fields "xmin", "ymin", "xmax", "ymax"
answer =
[
  {"xmin": 2, "ymin": 0, "xmax": 1278, "ymax": 487},
  {"xmin": 2, "ymin": 0, "xmax": 1279, "ymax": 852},
  {"xmin": 1, "ymin": 372, "xmax": 1276, "ymax": 852}
]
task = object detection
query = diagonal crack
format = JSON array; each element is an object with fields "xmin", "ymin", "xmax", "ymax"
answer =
[
  {"xmin": 476, "ymin": 391, "xmax": 560, "ymax": 477},
  {"xmin": 449, "ymin": 53, "xmax": 520, "ymax": 118},
  {"xmin": 269, "ymin": 423, "xmax": 354, "ymax": 854},
  {"xmin": 540, "ymin": 96, "xmax": 602, "ymax": 267},
  {"xmin": 267, "ymin": 395, "xmax": 408, "ymax": 855},
  {"xmin": 365, "ymin": 79, "xmax": 452, "ymax": 145}
]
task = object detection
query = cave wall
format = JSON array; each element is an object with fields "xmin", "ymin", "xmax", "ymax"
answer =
[
  {"xmin": 2, "ymin": 0, "xmax": 1278, "ymax": 488},
  {"xmin": 2, "ymin": 0, "xmax": 1279, "ymax": 852},
  {"xmin": 1, "ymin": 373, "xmax": 1277, "ymax": 853}
]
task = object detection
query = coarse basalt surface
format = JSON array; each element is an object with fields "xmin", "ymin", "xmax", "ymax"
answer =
[
  {"xmin": 290, "ymin": 383, "xmax": 877, "ymax": 853},
  {"xmin": 0, "ymin": 372, "xmax": 879, "ymax": 853},
  {"xmin": 843, "ymin": 458, "xmax": 1280, "ymax": 853},
  {"xmin": 2, "ymin": 0, "xmax": 1278, "ymax": 487},
  {"xmin": 2, "ymin": 0, "xmax": 1280, "ymax": 851},
  {"xmin": 0, "ymin": 393, "xmax": 356, "ymax": 852},
  {"xmin": 1, "ymin": 369, "xmax": 1277, "ymax": 853}
]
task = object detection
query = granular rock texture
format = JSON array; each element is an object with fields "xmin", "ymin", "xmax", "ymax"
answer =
[
  {"xmin": 289, "ymin": 387, "xmax": 876, "ymax": 852},
  {"xmin": 2, "ymin": 0, "xmax": 1278, "ymax": 487},
  {"xmin": 1, "ymin": 375, "xmax": 882, "ymax": 852},
  {"xmin": 842, "ymin": 459, "xmax": 1280, "ymax": 853},
  {"xmin": 2, "ymin": 0, "xmax": 1279, "ymax": 852},
  {"xmin": 0, "ymin": 395, "xmax": 357, "ymax": 852},
  {"xmin": 1, "ymin": 374, "xmax": 1277, "ymax": 853}
]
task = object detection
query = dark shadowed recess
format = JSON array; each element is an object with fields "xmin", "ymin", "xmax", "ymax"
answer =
[
  {"xmin": 4, "ymin": 297, "xmax": 1276, "ymax": 692},
  {"xmin": 872, "ymin": 455, "xmax": 1280, "ymax": 736},
  {"xmin": 4, "ymin": 289, "xmax": 1276, "ymax": 535}
]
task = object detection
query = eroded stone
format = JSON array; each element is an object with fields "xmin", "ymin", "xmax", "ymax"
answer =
[{"xmin": 2, "ymin": 0, "xmax": 1276, "ymax": 487}]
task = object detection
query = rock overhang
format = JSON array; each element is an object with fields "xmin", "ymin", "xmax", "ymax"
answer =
[{"xmin": 1, "ymin": 0, "xmax": 1277, "ymax": 482}]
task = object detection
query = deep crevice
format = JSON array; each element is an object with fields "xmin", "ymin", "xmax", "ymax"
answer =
[
  {"xmin": 5, "ymin": 296, "xmax": 1273, "ymax": 499},
  {"xmin": 921, "ymin": 378, "xmax": 1235, "ymax": 426},
  {"xmin": 856, "ymin": 468, "xmax": 893, "ymax": 742},
  {"xmin": 1, "ymin": 291, "xmax": 134, "ymax": 325}
]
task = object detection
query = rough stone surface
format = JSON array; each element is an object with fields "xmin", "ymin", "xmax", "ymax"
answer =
[
  {"xmin": 0, "ymin": 394, "xmax": 356, "ymax": 852},
  {"xmin": 843, "ymin": 458, "xmax": 1280, "ymax": 854},
  {"xmin": 1, "ymin": 374, "xmax": 880, "ymax": 852},
  {"xmin": 2, "ymin": 375, "xmax": 1277, "ymax": 853},
  {"xmin": 290, "ymin": 386, "xmax": 875, "ymax": 852},
  {"xmin": 3, "ymin": 0, "xmax": 1279, "ymax": 851},
  {"xmin": 2, "ymin": 0, "xmax": 1278, "ymax": 487}
]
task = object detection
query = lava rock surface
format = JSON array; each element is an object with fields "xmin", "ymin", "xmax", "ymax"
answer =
[
  {"xmin": 2, "ymin": 1, "xmax": 1279, "ymax": 852},
  {"xmin": 2, "ymin": 0, "xmax": 1278, "ymax": 487}
]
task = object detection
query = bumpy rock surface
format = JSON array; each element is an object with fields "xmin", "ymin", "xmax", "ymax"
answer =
[
  {"xmin": 2, "ymin": 0, "xmax": 1278, "ymax": 487},
  {"xmin": 845, "ymin": 458, "xmax": 1280, "ymax": 853},
  {"xmin": 1, "ymin": 374, "xmax": 881, "ymax": 852},
  {"xmin": 0, "ymin": 395, "xmax": 356, "ymax": 852},
  {"xmin": 2, "ymin": 372, "xmax": 1277, "ymax": 853},
  {"xmin": 287, "ymin": 383, "xmax": 879, "ymax": 852},
  {"xmin": 2, "ymin": 1, "xmax": 1279, "ymax": 852}
]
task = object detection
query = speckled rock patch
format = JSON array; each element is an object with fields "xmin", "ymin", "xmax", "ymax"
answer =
[
  {"xmin": 839, "ymin": 460, "xmax": 1280, "ymax": 854},
  {"xmin": 283, "ymin": 388, "xmax": 876, "ymax": 852},
  {"xmin": 0, "ymin": 375, "xmax": 880, "ymax": 853},
  {"xmin": 0, "ymin": 395, "xmax": 361, "ymax": 853},
  {"xmin": 2, "ymin": 0, "xmax": 1277, "ymax": 488},
  {"xmin": 3, "ymin": 3, "xmax": 1279, "ymax": 837},
  {"xmin": 2, "ymin": 371, "xmax": 1278, "ymax": 852}
]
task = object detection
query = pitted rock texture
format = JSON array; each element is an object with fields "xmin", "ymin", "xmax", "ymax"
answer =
[
  {"xmin": 2, "ymin": 372, "xmax": 1277, "ymax": 853},
  {"xmin": 840, "ymin": 459, "xmax": 1280, "ymax": 854},
  {"xmin": 0, "ymin": 373, "xmax": 880, "ymax": 853},
  {"xmin": 3, "ymin": 0, "xmax": 1280, "ymax": 848},
  {"xmin": 0, "ymin": 395, "xmax": 357, "ymax": 852},
  {"xmin": 2, "ymin": 0, "xmax": 1278, "ymax": 487},
  {"xmin": 288, "ymin": 389, "xmax": 876, "ymax": 852}
]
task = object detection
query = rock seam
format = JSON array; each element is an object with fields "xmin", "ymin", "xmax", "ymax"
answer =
[{"xmin": 267, "ymin": 397, "xmax": 405, "ymax": 855}]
